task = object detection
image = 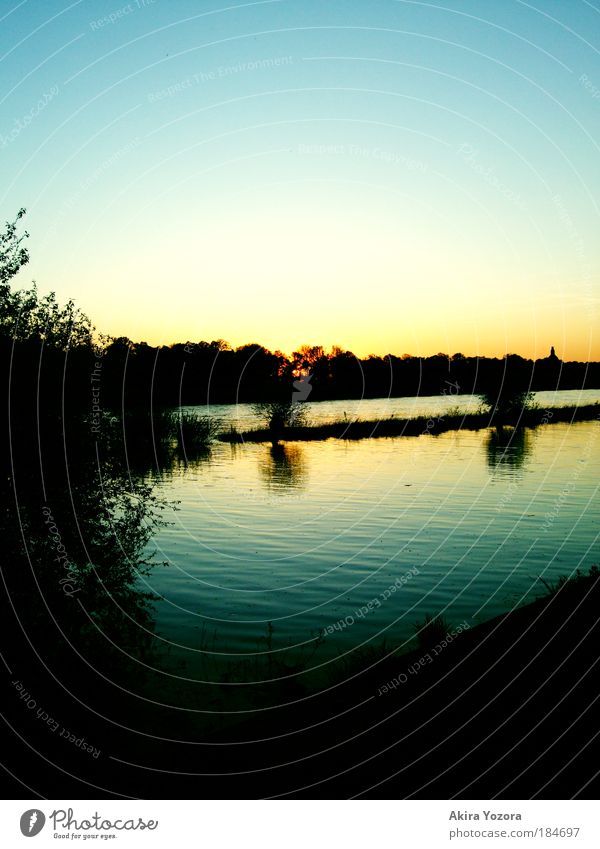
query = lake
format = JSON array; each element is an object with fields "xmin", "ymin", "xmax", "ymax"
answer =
[{"xmin": 146, "ymin": 391, "xmax": 600, "ymax": 682}]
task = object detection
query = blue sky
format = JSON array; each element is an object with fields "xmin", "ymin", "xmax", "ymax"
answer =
[{"xmin": 1, "ymin": 0, "xmax": 599, "ymax": 358}]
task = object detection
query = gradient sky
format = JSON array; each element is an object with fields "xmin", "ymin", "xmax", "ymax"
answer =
[{"xmin": 1, "ymin": 0, "xmax": 599, "ymax": 359}]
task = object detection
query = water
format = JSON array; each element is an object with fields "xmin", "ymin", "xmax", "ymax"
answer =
[{"xmin": 145, "ymin": 394, "xmax": 600, "ymax": 680}]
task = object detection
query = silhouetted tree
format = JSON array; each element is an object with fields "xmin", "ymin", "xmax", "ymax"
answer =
[
  {"xmin": 252, "ymin": 399, "xmax": 308, "ymax": 443},
  {"xmin": 479, "ymin": 355, "xmax": 534, "ymax": 421}
]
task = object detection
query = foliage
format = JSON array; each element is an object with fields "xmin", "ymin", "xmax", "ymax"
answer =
[
  {"xmin": 478, "ymin": 355, "xmax": 535, "ymax": 419},
  {"xmin": 252, "ymin": 399, "xmax": 308, "ymax": 430},
  {"xmin": 480, "ymin": 386, "xmax": 534, "ymax": 418},
  {"xmin": 0, "ymin": 210, "xmax": 93, "ymax": 348},
  {"xmin": 0, "ymin": 283, "xmax": 94, "ymax": 347}
]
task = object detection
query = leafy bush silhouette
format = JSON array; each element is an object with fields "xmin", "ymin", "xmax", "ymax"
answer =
[
  {"xmin": 478, "ymin": 355, "xmax": 534, "ymax": 420},
  {"xmin": 252, "ymin": 398, "xmax": 308, "ymax": 441}
]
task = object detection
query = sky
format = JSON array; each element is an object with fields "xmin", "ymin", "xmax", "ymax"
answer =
[{"xmin": 1, "ymin": 0, "xmax": 599, "ymax": 360}]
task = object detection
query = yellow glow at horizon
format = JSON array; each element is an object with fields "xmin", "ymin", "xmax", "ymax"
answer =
[
  {"xmin": 46, "ymin": 189, "xmax": 598, "ymax": 363},
  {"xmin": 85, "ymin": 260, "xmax": 598, "ymax": 362}
]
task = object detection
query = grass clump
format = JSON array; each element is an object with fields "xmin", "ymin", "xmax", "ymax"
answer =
[
  {"xmin": 414, "ymin": 614, "xmax": 452, "ymax": 651},
  {"xmin": 174, "ymin": 412, "xmax": 221, "ymax": 451},
  {"xmin": 538, "ymin": 565, "xmax": 600, "ymax": 597}
]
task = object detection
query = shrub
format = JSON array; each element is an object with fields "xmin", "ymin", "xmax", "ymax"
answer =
[{"xmin": 175, "ymin": 412, "xmax": 220, "ymax": 450}]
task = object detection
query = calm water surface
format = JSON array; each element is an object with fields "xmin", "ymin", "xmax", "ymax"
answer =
[{"xmin": 144, "ymin": 395, "xmax": 600, "ymax": 679}]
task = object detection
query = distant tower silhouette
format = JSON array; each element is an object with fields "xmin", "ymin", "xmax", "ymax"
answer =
[{"xmin": 550, "ymin": 346, "xmax": 558, "ymax": 359}]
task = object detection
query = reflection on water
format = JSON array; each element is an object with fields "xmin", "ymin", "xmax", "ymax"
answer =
[
  {"xmin": 174, "ymin": 444, "xmax": 213, "ymax": 470},
  {"xmin": 259, "ymin": 443, "xmax": 308, "ymax": 492},
  {"xmin": 149, "ymin": 421, "xmax": 600, "ymax": 674},
  {"xmin": 125, "ymin": 442, "xmax": 214, "ymax": 481},
  {"xmin": 485, "ymin": 426, "xmax": 531, "ymax": 473},
  {"xmin": 3, "ymin": 427, "xmax": 168, "ymax": 678}
]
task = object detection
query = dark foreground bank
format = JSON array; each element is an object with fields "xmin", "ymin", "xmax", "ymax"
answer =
[{"xmin": 3, "ymin": 563, "xmax": 599, "ymax": 799}]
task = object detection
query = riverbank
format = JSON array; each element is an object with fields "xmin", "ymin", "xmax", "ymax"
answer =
[
  {"xmin": 196, "ymin": 565, "xmax": 600, "ymax": 798},
  {"xmin": 4, "ymin": 562, "xmax": 599, "ymax": 799},
  {"xmin": 220, "ymin": 402, "xmax": 600, "ymax": 443}
]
